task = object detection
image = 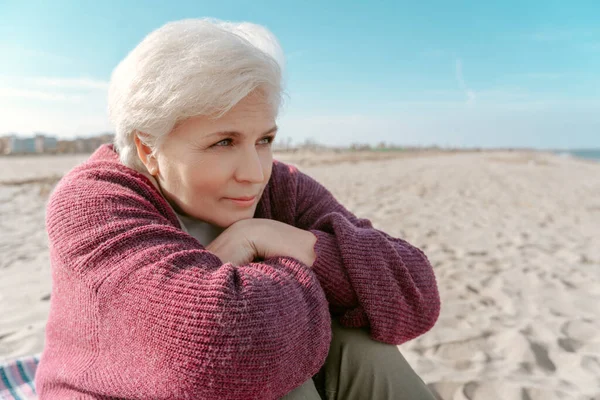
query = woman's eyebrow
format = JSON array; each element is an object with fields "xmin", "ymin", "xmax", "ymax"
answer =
[{"xmin": 207, "ymin": 126, "xmax": 278, "ymax": 139}]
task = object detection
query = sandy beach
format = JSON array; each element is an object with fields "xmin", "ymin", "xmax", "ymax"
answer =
[{"xmin": 1, "ymin": 150, "xmax": 599, "ymax": 400}]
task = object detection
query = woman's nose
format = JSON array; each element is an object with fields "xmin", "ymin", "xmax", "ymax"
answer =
[{"xmin": 234, "ymin": 147, "xmax": 265, "ymax": 183}]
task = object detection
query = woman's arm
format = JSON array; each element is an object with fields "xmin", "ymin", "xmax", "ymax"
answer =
[
  {"xmin": 47, "ymin": 168, "xmax": 331, "ymax": 400},
  {"xmin": 291, "ymin": 166, "xmax": 441, "ymax": 345},
  {"xmin": 207, "ymin": 218, "xmax": 318, "ymax": 268}
]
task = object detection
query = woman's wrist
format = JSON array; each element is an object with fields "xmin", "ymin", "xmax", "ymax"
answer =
[{"xmin": 296, "ymin": 229, "xmax": 317, "ymax": 267}]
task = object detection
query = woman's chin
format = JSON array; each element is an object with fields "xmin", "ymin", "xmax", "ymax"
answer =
[
  {"xmin": 208, "ymin": 211, "xmax": 256, "ymax": 229},
  {"xmin": 178, "ymin": 203, "xmax": 256, "ymax": 228}
]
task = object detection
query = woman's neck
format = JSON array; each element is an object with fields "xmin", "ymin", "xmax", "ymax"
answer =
[{"xmin": 142, "ymin": 171, "xmax": 223, "ymax": 245}]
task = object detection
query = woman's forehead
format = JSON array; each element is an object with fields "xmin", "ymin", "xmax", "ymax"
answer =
[
  {"xmin": 173, "ymin": 113, "xmax": 277, "ymax": 141},
  {"xmin": 168, "ymin": 91, "xmax": 276, "ymax": 139}
]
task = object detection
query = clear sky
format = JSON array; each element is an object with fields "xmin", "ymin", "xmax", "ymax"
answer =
[{"xmin": 1, "ymin": 0, "xmax": 598, "ymax": 149}]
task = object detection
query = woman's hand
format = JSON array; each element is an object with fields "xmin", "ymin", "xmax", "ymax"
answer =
[
  {"xmin": 250, "ymin": 219, "xmax": 317, "ymax": 267},
  {"xmin": 206, "ymin": 219, "xmax": 317, "ymax": 267},
  {"xmin": 205, "ymin": 220, "xmax": 259, "ymax": 266}
]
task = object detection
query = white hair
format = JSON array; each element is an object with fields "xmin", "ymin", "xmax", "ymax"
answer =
[{"xmin": 108, "ymin": 18, "xmax": 285, "ymax": 171}]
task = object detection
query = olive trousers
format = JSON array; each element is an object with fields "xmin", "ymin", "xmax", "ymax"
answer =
[{"xmin": 281, "ymin": 319, "xmax": 437, "ymax": 400}]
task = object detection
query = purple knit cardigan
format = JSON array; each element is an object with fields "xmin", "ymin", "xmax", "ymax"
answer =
[{"xmin": 35, "ymin": 144, "xmax": 440, "ymax": 399}]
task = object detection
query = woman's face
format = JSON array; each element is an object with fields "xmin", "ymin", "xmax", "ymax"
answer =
[{"xmin": 150, "ymin": 92, "xmax": 276, "ymax": 228}]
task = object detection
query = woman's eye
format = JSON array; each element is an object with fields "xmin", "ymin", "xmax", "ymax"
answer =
[
  {"xmin": 258, "ymin": 136, "xmax": 274, "ymax": 145},
  {"xmin": 214, "ymin": 139, "xmax": 232, "ymax": 147}
]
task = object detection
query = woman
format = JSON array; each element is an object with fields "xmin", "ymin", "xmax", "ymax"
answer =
[{"xmin": 35, "ymin": 19, "xmax": 440, "ymax": 399}]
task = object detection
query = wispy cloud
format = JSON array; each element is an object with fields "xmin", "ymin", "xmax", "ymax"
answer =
[
  {"xmin": 21, "ymin": 48, "xmax": 73, "ymax": 64},
  {"xmin": 0, "ymin": 88, "xmax": 83, "ymax": 102},
  {"xmin": 0, "ymin": 45, "xmax": 74, "ymax": 65},
  {"xmin": 455, "ymin": 59, "xmax": 476, "ymax": 105},
  {"xmin": 30, "ymin": 77, "xmax": 109, "ymax": 90},
  {"xmin": 0, "ymin": 74, "xmax": 110, "ymax": 135},
  {"xmin": 0, "ymin": 103, "xmax": 112, "ymax": 137},
  {"xmin": 0, "ymin": 75, "xmax": 109, "ymax": 102}
]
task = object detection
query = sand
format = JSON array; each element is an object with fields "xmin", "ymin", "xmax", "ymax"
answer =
[{"xmin": 1, "ymin": 150, "xmax": 599, "ymax": 399}]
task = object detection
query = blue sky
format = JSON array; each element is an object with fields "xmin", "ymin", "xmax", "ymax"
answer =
[{"xmin": 1, "ymin": 0, "xmax": 599, "ymax": 149}]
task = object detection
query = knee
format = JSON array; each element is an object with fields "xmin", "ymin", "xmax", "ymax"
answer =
[
  {"xmin": 329, "ymin": 319, "xmax": 394, "ymax": 366},
  {"xmin": 325, "ymin": 319, "xmax": 436, "ymax": 400}
]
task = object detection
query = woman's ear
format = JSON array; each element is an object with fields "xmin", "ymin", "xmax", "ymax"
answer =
[{"xmin": 134, "ymin": 133, "xmax": 159, "ymax": 176}]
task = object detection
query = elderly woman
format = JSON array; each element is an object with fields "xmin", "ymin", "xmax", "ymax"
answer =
[{"xmin": 35, "ymin": 19, "xmax": 440, "ymax": 399}]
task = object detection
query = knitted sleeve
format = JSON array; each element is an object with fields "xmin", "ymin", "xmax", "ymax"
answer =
[
  {"xmin": 293, "ymin": 168, "xmax": 440, "ymax": 345},
  {"xmin": 46, "ymin": 166, "xmax": 331, "ymax": 400}
]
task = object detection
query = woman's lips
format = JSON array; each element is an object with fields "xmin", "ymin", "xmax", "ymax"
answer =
[{"xmin": 224, "ymin": 196, "xmax": 257, "ymax": 207}]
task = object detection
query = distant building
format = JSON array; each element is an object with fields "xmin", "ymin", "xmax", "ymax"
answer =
[
  {"xmin": 0, "ymin": 133, "xmax": 113, "ymax": 155},
  {"xmin": 12, "ymin": 137, "xmax": 36, "ymax": 153},
  {"xmin": 0, "ymin": 134, "xmax": 58, "ymax": 154},
  {"xmin": 35, "ymin": 134, "xmax": 58, "ymax": 153},
  {"xmin": 73, "ymin": 134, "xmax": 113, "ymax": 153},
  {"xmin": 0, "ymin": 136, "xmax": 9, "ymax": 154}
]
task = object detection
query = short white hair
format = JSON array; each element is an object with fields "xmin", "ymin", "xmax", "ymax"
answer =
[{"xmin": 108, "ymin": 18, "xmax": 285, "ymax": 171}]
